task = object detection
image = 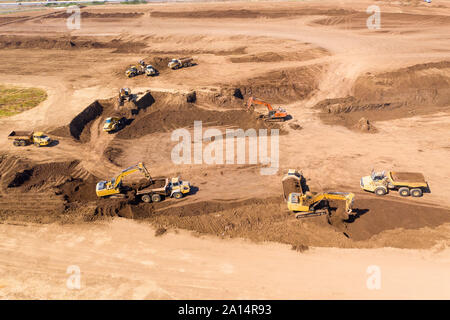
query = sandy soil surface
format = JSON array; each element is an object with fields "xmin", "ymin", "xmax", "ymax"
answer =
[{"xmin": 0, "ymin": 0, "xmax": 449, "ymax": 299}]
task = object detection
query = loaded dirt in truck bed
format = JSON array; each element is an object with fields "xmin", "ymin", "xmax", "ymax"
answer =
[{"xmin": 391, "ymin": 172, "xmax": 426, "ymax": 183}]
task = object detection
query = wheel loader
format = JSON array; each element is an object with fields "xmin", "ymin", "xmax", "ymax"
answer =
[{"xmin": 246, "ymin": 97, "xmax": 288, "ymax": 122}]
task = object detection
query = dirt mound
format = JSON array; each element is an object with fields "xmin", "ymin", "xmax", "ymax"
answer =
[
  {"xmin": 150, "ymin": 8, "xmax": 355, "ymax": 19},
  {"xmin": 229, "ymin": 48, "xmax": 328, "ymax": 64},
  {"xmin": 343, "ymin": 198, "xmax": 450, "ymax": 241},
  {"xmin": 4, "ymin": 160, "xmax": 80, "ymax": 192},
  {"xmin": 69, "ymin": 100, "xmax": 104, "ymax": 141},
  {"xmin": 354, "ymin": 117, "xmax": 377, "ymax": 133},
  {"xmin": 314, "ymin": 11, "xmax": 450, "ymax": 29},
  {"xmin": 94, "ymin": 198, "xmax": 136, "ymax": 219},
  {"xmin": 52, "ymin": 92, "xmax": 155, "ymax": 143},
  {"xmin": 54, "ymin": 177, "xmax": 98, "ymax": 203},
  {"xmin": 45, "ymin": 12, "xmax": 144, "ymax": 19},
  {"xmin": 0, "ymin": 35, "xmax": 145, "ymax": 52},
  {"xmin": 235, "ymin": 65, "xmax": 324, "ymax": 103},
  {"xmin": 116, "ymin": 104, "xmax": 278, "ymax": 140},
  {"xmin": 315, "ymin": 61, "xmax": 450, "ymax": 129}
]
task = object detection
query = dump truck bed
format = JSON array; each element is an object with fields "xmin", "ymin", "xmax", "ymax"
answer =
[
  {"xmin": 8, "ymin": 131, "xmax": 33, "ymax": 139},
  {"xmin": 389, "ymin": 171, "xmax": 427, "ymax": 187},
  {"xmin": 135, "ymin": 178, "xmax": 169, "ymax": 195}
]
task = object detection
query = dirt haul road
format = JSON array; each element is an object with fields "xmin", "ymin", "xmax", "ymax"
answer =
[{"xmin": 0, "ymin": 0, "xmax": 450, "ymax": 299}]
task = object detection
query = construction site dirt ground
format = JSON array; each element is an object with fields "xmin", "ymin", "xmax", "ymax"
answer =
[{"xmin": 0, "ymin": 0, "xmax": 449, "ymax": 299}]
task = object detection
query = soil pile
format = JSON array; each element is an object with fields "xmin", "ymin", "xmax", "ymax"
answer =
[
  {"xmin": 236, "ymin": 65, "xmax": 324, "ymax": 103},
  {"xmin": 116, "ymin": 104, "xmax": 278, "ymax": 140},
  {"xmin": 230, "ymin": 48, "xmax": 328, "ymax": 63},
  {"xmin": 45, "ymin": 12, "xmax": 144, "ymax": 19},
  {"xmin": 0, "ymin": 35, "xmax": 145, "ymax": 52},
  {"xmin": 315, "ymin": 61, "xmax": 450, "ymax": 129},
  {"xmin": 150, "ymin": 8, "xmax": 355, "ymax": 19},
  {"xmin": 354, "ymin": 117, "xmax": 377, "ymax": 133}
]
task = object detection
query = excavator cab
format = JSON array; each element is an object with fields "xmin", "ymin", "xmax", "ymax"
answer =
[{"xmin": 96, "ymin": 162, "xmax": 151, "ymax": 198}]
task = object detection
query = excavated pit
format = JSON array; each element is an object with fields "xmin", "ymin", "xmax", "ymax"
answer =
[{"xmin": 0, "ymin": 153, "xmax": 449, "ymax": 249}]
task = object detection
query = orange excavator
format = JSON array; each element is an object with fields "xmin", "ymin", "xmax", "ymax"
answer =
[{"xmin": 246, "ymin": 97, "xmax": 288, "ymax": 122}]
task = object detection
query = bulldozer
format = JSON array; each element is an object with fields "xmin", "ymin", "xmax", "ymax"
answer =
[
  {"xmin": 282, "ymin": 169, "xmax": 354, "ymax": 219},
  {"xmin": 118, "ymin": 88, "xmax": 132, "ymax": 105},
  {"xmin": 96, "ymin": 162, "xmax": 151, "ymax": 198},
  {"xmin": 246, "ymin": 97, "xmax": 288, "ymax": 122}
]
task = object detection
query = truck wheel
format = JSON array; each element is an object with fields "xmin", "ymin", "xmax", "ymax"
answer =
[
  {"xmin": 374, "ymin": 187, "xmax": 387, "ymax": 196},
  {"xmin": 13, "ymin": 141, "xmax": 19, "ymax": 147},
  {"xmin": 34, "ymin": 142, "xmax": 40, "ymax": 147},
  {"xmin": 19, "ymin": 140, "xmax": 26, "ymax": 146},
  {"xmin": 141, "ymin": 194, "xmax": 151, "ymax": 203},
  {"xmin": 399, "ymin": 187, "xmax": 410, "ymax": 197},
  {"xmin": 411, "ymin": 188, "xmax": 423, "ymax": 197},
  {"xmin": 151, "ymin": 194, "xmax": 161, "ymax": 202},
  {"xmin": 173, "ymin": 192, "xmax": 183, "ymax": 199}
]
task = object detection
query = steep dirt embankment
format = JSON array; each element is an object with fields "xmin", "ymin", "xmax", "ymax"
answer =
[
  {"xmin": 315, "ymin": 61, "xmax": 450, "ymax": 131},
  {"xmin": 150, "ymin": 8, "xmax": 355, "ymax": 19},
  {"xmin": 0, "ymin": 35, "xmax": 145, "ymax": 52}
]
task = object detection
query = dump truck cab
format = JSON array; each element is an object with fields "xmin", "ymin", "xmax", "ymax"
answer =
[
  {"xmin": 145, "ymin": 65, "xmax": 157, "ymax": 76},
  {"xmin": 125, "ymin": 66, "xmax": 141, "ymax": 78},
  {"xmin": 169, "ymin": 177, "xmax": 190, "ymax": 199},
  {"xmin": 103, "ymin": 117, "xmax": 123, "ymax": 133},
  {"xmin": 31, "ymin": 132, "xmax": 50, "ymax": 147}
]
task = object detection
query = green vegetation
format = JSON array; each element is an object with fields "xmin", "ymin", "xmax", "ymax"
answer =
[
  {"xmin": 44, "ymin": 1, "xmax": 105, "ymax": 7},
  {"xmin": 120, "ymin": 0, "xmax": 147, "ymax": 4},
  {"xmin": 0, "ymin": 85, "xmax": 47, "ymax": 117}
]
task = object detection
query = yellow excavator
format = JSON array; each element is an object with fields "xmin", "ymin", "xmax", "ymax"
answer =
[
  {"xmin": 96, "ymin": 162, "xmax": 151, "ymax": 198},
  {"xmin": 282, "ymin": 169, "xmax": 354, "ymax": 219},
  {"xmin": 287, "ymin": 191, "xmax": 355, "ymax": 219}
]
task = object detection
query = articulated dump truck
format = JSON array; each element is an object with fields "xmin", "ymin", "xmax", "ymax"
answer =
[
  {"xmin": 8, "ymin": 130, "xmax": 50, "ymax": 147},
  {"xmin": 360, "ymin": 170, "xmax": 428, "ymax": 197}
]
